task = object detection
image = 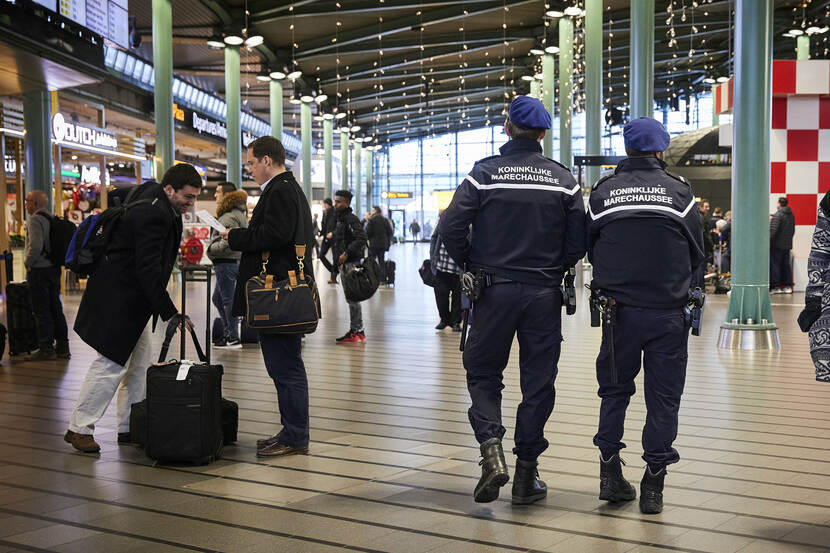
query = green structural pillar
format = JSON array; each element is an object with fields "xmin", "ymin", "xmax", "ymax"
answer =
[
  {"xmin": 323, "ymin": 118, "xmax": 333, "ymax": 199},
  {"xmin": 152, "ymin": 0, "xmax": 174, "ymax": 175},
  {"xmin": 585, "ymin": 0, "xmax": 602, "ymax": 186},
  {"xmin": 542, "ymin": 53, "xmax": 555, "ymax": 158},
  {"xmin": 225, "ymin": 45, "xmax": 241, "ymax": 187},
  {"xmin": 300, "ymin": 101, "xmax": 312, "ymax": 200},
  {"xmin": 797, "ymin": 35, "xmax": 810, "ymax": 60},
  {"xmin": 354, "ymin": 141, "xmax": 362, "ymax": 218},
  {"xmin": 22, "ymin": 91, "xmax": 53, "ymax": 209},
  {"xmin": 558, "ymin": 19, "xmax": 574, "ymax": 167},
  {"xmin": 718, "ymin": 0, "xmax": 779, "ymax": 350},
  {"xmin": 340, "ymin": 131, "xmax": 349, "ymax": 191},
  {"xmin": 530, "ymin": 80, "xmax": 541, "ymax": 101},
  {"xmin": 630, "ymin": 0, "xmax": 654, "ymax": 118},
  {"xmin": 269, "ymin": 79, "xmax": 283, "ymax": 139},
  {"xmin": 365, "ymin": 148, "xmax": 373, "ymax": 214}
]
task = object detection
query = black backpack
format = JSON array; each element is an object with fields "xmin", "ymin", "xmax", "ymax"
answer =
[{"xmin": 35, "ymin": 212, "xmax": 77, "ymax": 267}]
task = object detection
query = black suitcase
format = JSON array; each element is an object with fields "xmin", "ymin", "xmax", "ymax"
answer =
[
  {"xmin": 385, "ymin": 260, "xmax": 396, "ymax": 285},
  {"xmin": 131, "ymin": 388, "xmax": 238, "ymax": 447},
  {"xmin": 6, "ymin": 282, "xmax": 37, "ymax": 356}
]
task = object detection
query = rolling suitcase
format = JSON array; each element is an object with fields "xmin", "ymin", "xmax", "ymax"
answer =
[
  {"xmin": 6, "ymin": 282, "xmax": 38, "ymax": 356},
  {"xmin": 384, "ymin": 260, "xmax": 396, "ymax": 285}
]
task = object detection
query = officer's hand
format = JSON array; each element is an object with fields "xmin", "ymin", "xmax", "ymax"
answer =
[{"xmin": 338, "ymin": 253, "xmax": 348, "ymax": 266}]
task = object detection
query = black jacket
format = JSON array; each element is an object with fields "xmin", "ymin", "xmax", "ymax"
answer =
[
  {"xmin": 770, "ymin": 205, "xmax": 796, "ymax": 250},
  {"xmin": 320, "ymin": 207, "xmax": 336, "ymax": 238},
  {"xmin": 228, "ymin": 171, "xmax": 315, "ymax": 317},
  {"xmin": 333, "ymin": 207, "xmax": 367, "ymax": 263},
  {"xmin": 587, "ymin": 156, "xmax": 705, "ymax": 308},
  {"xmin": 74, "ymin": 181, "xmax": 182, "ymax": 366},
  {"xmin": 440, "ymin": 138, "xmax": 587, "ymax": 286},
  {"xmin": 366, "ymin": 214, "xmax": 393, "ymax": 251}
]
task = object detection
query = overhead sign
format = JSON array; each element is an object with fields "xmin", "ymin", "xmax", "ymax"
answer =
[
  {"xmin": 35, "ymin": 0, "xmax": 130, "ymax": 48},
  {"xmin": 192, "ymin": 111, "xmax": 227, "ymax": 140},
  {"xmin": 381, "ymin": 191, "xmax": 413, "ymax": 199},
  {"xmin": 52, "ymin": 113, "xmax": 119, "ymax": 152}
]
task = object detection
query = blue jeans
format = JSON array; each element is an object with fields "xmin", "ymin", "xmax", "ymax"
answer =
[
  {"xmin": 26, "ymin": 267, "xmax": 68, "ymax": 349},
  {"xmin": 259, "ymin": 333, "xmax": 309, "ymax": 447},
  {"xmin": 212, "ymin": 262, "xmax": 239, "ymax": 342}
]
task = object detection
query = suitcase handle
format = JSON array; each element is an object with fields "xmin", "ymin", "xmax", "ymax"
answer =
[{"xmin": 158, "ymin": 318, "xmax": 207, "ymax": 364}]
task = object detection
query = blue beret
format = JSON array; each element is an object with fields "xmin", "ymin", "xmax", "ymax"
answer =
[
  {"xmin": 509, "ymin": 96, "xmax": 552, "ymax": 130},
  {"xmin": 623, "ymin": 117, "xmax": 671, "ymax": 152}
]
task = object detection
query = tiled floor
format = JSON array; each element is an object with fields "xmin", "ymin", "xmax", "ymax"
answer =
[{"xmin": 0, "ymin": 244, "xmax": 825, "ymax": 552}]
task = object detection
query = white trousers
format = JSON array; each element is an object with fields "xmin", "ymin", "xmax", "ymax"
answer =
[{"xmin": 68, "ymin": 323, "xmax": 153, "ymax": 434}]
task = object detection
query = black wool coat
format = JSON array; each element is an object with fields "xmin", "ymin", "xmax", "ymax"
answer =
[
  {"xmin": 74, "ymin": 182, "xmax": 182, "ymax": 366},
  {"xmin": 228, "ymin": 171, "xmax": 315, "ymax": 317}
]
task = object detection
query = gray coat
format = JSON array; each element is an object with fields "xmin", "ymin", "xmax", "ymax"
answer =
[
  {"xmin": 207, "ymin": 190, "xmax": 249, "ymax": 262},
  {"xmin": 24, "ymin": 208, "xmax": 52, "ymax": 270}
]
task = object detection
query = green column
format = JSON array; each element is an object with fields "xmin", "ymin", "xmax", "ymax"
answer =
[
  {"xmin": 269, "ymin": 79, "xmax": 283, "ymax": 139},
  {"xmin": 530, "ymin": 80, "xmax": 541, "ymax": 100},
  {"xmin": 300, "ymin": 101, "xmax": 312, "ymax": 200},
  {"xmin": 797, "ymin": 35, "xmax": 810, "ymax": 60},
  {"xmin": 719, "ymin": 0, "xmax": 778, "ymax": 349},
  {"xmin": 365, "ymin": 149, "xmax": 373, "ymax": 214},
  {"xmin": 630, "ymin": 0, "xmax": 654, "ymax": 118},
  {"xmin": 22, "ymin": 91, "xmax": 53, "ymax": 209},
  {"xmin": 542, "ymin": 54, "xmax": 555, "ymax": 158},
  {"xmin": 152, "ymin": 0, "xmax": 174, "ymax": 175},
  {"xmin": 340, "ymin": 131, "xmax": 349, "ymax": 191},
  {"xmin": 354, "ymin": 141, "xmax": 362, "ymax": 218},
  {"xmin": 711, "ymin": 84, "xmax": 719, "ymax": 126},
  {"xmin": 586, "ymin": 0, "xmax": 602, "ymax": 186},
  {"xmin": 323, "ymin": 118, "xmax": 333, "ymax": 199},
  {"xmin": 224, "ymin": 45, "xmax": 241, "ymax": 187},
  {"xmin": 558, "ymin": 19, "xmax": 574, "ymax": 167}
]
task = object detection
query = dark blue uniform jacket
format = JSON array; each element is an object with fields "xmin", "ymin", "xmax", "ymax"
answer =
[
  {"xmin": 587, "ymin": 156, "xmax": 705, "ymax": 308},
  {"xmin": 440, "ymin": 138, "xmax": 587, "ymax": 286}
]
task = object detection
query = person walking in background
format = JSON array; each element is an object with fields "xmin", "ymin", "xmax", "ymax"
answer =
[
  {"xmin": 65, "ymin": 163, "xmax": 202, "ymax": 453},
  {"xmin": 430, "ymin": 224, "xmax": 462, "ymax": 331},
  {"xmin": 409, "ymin": 219, "xmax": 421, "ymax": 243},
  {"xmin": 319, "ymin": 198, "xmax": 338, "ymax": 283},
  {"xmin": 799, "ymin": 190, "xmax": 830, "ymax": 382},
  {"xmin": 206, "ymin": 182, "xmax": 248, "ymax": 349},
  {"xmin": 23, "ymin": 190, "xmax": 70, "ymax": 361},
  {"xmin": 220, "ymin": 136, "xmax": 314, "ymax": 457},
  {"xmin": 770, "ymin": 196, "xmax": 796, "ymax": 294},
  {"xmin": 366, "ymin": 205, "xmax": 393, "ymax": 283},
  {"xmin": 332, "ymin": 190, "xmax": 369, "ymax": 343},
  {"xmin": 311, "ymin": 213, "xmax": 321, "ymax": 258}
]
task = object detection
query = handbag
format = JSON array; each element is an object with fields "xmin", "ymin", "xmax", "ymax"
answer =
[
  {"xmin": 341, "ymin": 256, "xmax": 380, "ymax": 302},
  {"xmin": 419, "ymin": 259, "xmax": 438, "ymax": 287},
  {"xmin": 244, "ymin": 192, "xmax": 321, "ymax": 335}
]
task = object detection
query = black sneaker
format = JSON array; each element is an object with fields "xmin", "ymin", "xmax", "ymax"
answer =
[
  {"xmin": 435, "ymin": 321, "xmax": 449, "ymax": 330},
  {"xmin": 216, "ymin": 339, "xmax": 242, "ymax": 349},
  {"xmin": 56, "ymin": 341, "xmax": 71, "ymax": 359},
  {"xmin": 213, "ymin": 337, "xmax": 228, "ymax": 348}
]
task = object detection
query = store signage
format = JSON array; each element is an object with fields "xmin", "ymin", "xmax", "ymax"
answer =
[
  {"xmin": 80, "ymin": 165, "xmax": 102, "ymax": 185},
  {"xmin": 52, "ymin": 113, "xmax": 119, "ymax": 152},
  {"xmin": 192, "ymin": 111, "xmax": 228, "ymax": 140},
  {"xmin": 5, "ymin": 157, "xmax": 16, "ymax": 175},
  {"xmin": 173, "ymin": 103, "xmax": 185, "ymax": 122},
  {"xmin": 381, "ymin": 191, "xmax": 413, "ymax": 199}
]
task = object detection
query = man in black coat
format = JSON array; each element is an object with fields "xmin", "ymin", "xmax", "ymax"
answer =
[
  {"xmin": 366, "ymin": 205, "xmax": 393, "ymax": 283},
  {"xmin": 770, "ymin": 196, "xmax": 796, "ymax": 294},
  {"xmin": 65, "ymin": 163, "xmax": 203, "ymax": 453},
  {"xmin": 220, "ymin": 136, "xmax": 315, "ymax": 457},
  {"xmin": 332, "ymin": 190, "xmax": 369, "ymax": 343},
  {"xmin": 318, "ymin": 198, "xmax": 338, "ymax": 283}
]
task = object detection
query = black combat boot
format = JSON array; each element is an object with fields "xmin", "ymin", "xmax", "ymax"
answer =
[
  {"xmin": 639, "ymin": 466, "xmax": 666, "ymax": 514},
  {"xmin": 511, "ymin": 458, "xmax": 547, "ymax": 505},
  {"xmin": 599, "ymin": 454, "xmax": 636, "ymax": 502},
  {"xmin": 474, "ymin": 437, "xmax": 510, "ymax": 503}
]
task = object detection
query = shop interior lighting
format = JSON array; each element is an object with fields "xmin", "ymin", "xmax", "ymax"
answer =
[
  {"xmin": 314, "ymin": 94, "xmax": 328, "ymax": 103},
  {"xmin": 244, "ymin": 35, "xmax": 264, "ymax": 47},
  {"xmin": 716, "ymin": 76, "xmax": 729, "ymax": 83},
  {"xmin": 223, "ymin": 34, "xmax": 244, "ymax": 46},
  {"xmin": 287, "ymin": 70, "xmax": 302, "ymax": 80},
  {"xmin": 545, "ymin": 46, "xmax": 560, "ymax": 54},
  {"xmin": 269, "ymin": 70, "xmax": 287, "ymax": 79}
]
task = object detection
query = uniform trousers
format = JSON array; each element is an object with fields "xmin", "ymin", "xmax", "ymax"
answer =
[
  {"xmin": 68, "ymin": 322, "xmax": 153, "ymax": 434},
  {"xmin": 259, "ymin": 333, "xmax": 309, "ymax": 447},
  {"xmin": 463, "ymin": 282, "xmax": 562, "ymax": 461},
  {"xmin": 593, "ymin": 304, "xmax": 689, "ymax": 470}
]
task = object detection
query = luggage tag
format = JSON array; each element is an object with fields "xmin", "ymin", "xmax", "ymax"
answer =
[{"xmin": 176, "ymin": 361, "xmax": 194, "ymax": 381}]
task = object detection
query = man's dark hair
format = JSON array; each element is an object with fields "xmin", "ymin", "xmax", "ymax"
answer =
[
  {"xmin": 779, "ymin": 196, "xmax": 788, "ymax": 207},
  {"xmin": 323, "ymin": 198, "xmax": 333, "ymax": 206},
  {"xmin": 700, "ymin": 197, "xmax": 710, "ymax": 204},
  {"xmin": 506, "ymin": 118, "xmax": 545, "ymax": 141},
  {"xmin": 161, "ymin": 163, "xmax": 203, "ymax": 190},
  {"xmin": 249, "ymin": 136, "xmax": 286, "ymax": 167},
  {"xmin": 217, "ymin": 181, "xmax": 236, "ymax": 194},
  {"xmin": 372, "ymin": 205, "xmax": 382, "ymax": 214},
  {"xmin": 335, "ymin": 189, "xmax": 353, "ymax": 203}
]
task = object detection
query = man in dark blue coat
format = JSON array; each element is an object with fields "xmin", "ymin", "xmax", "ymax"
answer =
[
  {"xmin": 587, "ymin": 117, "xmax": 704, "ymax": 514},
  {"xmin": 440, "ymin": 96, "xmax": 587, "ymax": 505}
]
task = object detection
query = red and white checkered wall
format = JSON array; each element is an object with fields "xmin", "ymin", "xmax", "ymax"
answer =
[{"xmin": 715, "ymin": 59, "xmax": 830, "ymax": 290}]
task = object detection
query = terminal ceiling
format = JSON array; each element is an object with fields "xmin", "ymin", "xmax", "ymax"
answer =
[{"xmin": 130, "ymin": 0, "xmax": 827, "ymax": 146}]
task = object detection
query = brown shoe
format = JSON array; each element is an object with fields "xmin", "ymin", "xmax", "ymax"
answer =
[
  {"xmin": 256, "ymin": 443, "xmax": 308, "ymax": 457},
  {"xmin": 64, "ymin": 430, "xmax": 100, "ymax": 453},
  {"xmin": 256, "ymin": 434, "xmax": 281, "ymax": 448}
]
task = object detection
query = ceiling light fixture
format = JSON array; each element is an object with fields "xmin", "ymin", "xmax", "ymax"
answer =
[
  {"xmin": 244, "ymin": 35, "xmax": 264, "ymax": 47},
  {"xmin": 521, "ymin": 75, "xmax": 535, "ymax": 81},
  {"xmin": 206, "ymin": 39, "xmax": 225, "ymax": 49},
  {"xmin": 300, "ymin": 94, "xmax": 314, "ymax": 103},
  {"xmin": 322, "ymin": 113, "xmax": 335, "ymax": 120},
  {"xmin": 716, "ymin": 76, "xmax": 729, "ymax": 83},
  {"xmin": 545, "ymin": 46, "xmax": 560, "ymax": 54},
  {"xmin": 335, "ymin": 112, "xmax": 347, "ymax": 119},
  {"xmin": 564, "ymin": 6, "xmax": 583, "ymax": 17},
  {"xmin": 789, "ymin": 28, "xmax": 804, "ymax": 36},
  {"xmin": 223, "ymin": 34, "xmax": 244, "ymax": 46},
  {"xmin": 270, "ymin": 70, "xmax": 286, "ymax": 79},
  {"xmin": 530, "ymin": 47, "xmax": 545, "ymax": 56},
  {"xmin": 546, "ymin": 10, "xmax": 564, "ymax": 18},
  {"xmin": 287, "ymin": 70, "xmax": 302, "ymax": 80},
  {"xmin": 256, "ymin": 74, "xmax": 271, "ymax": 82},
  {"xmin": 702, "ymin": 77, "xmax": 716, "ymax": 84},
  {"xmin": 351, "ymin": 125, "xmax": 361, "ymax": 132},
  {"xmin": 314, "ymin": 94, "xmax": 328, "ymax": 103}
]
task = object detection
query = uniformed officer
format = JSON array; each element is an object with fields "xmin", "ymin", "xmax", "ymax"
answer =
[
  {"xmin": 587, "ymin": 117, "xmax": 704, "ymax": 514},
  {"xmin": 440, "ymin": 96, "xmax": 587, "ymax": 504}
]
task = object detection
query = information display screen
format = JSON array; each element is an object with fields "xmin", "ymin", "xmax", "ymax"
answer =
[{"xmin": 35, "ymin": 0, "xmax": 129, "ymax": 48}]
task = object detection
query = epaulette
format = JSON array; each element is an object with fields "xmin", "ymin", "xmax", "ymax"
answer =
[
  {"xmin": 539, "ymin": 155, "xmax": 571, "ymax": 172},
  {"xmin": 664, "ymin": 170, "xmax": 691, "ymax": 186},
  {"xmin": 591, "ymin": 173, "xmax": 615, "ymax": 190}
]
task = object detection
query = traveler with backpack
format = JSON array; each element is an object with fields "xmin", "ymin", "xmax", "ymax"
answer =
[
  {"xmin": 333, "ymin": 190, "xmax": 369, "ymax": 343},
  {"xmin": 366, "ymin": 206, "xmax": 393, "ymax": 284},
  {"xmin": 64, "ymin": 164, "xmax": 203, "ymax": 454},
  {"xmin": 23, "ymin": 190, "xmax": 70, "ymax": 361}
]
